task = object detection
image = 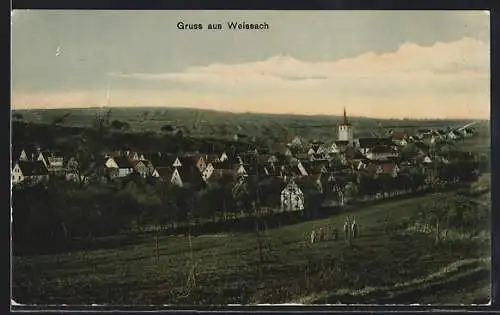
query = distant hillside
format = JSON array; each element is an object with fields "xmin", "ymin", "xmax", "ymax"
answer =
[{"xmin": 11, "ymin": 107, "xmax": 483, "ymax": 143}]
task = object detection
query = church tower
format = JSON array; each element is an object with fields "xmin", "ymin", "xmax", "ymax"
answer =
[{"xmin": 338, "ymin": 107, "xmax": 354, "ymax": 143}]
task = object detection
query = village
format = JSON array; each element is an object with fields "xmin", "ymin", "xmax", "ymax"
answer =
[{"xmin": 11, "ymin": 108, "xmax": 481, "ymax": 216}]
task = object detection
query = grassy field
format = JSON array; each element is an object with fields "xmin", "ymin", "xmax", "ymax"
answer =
[
  {"xmin": 12, "ymin": 190, "xmax": 491, "ymax": 305},
  {"xmin": 11, "ymin": 107, "xmax": 485, "ymax": 143}
]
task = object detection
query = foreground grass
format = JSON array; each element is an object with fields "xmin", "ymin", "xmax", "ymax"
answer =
[{"xmin": 13, "ymin": 193, "xmax": 490, "ymax": 305}]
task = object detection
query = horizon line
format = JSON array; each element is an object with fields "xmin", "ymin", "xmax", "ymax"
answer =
[{"xmin": 10, "ymin": 105, "xmax": 490, "ymax": 121}]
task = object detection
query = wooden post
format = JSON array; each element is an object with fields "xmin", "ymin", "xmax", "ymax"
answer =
[
  {"xmin": 188, "ymin": 228, "xmax": 196, "ymax": 286},
  {"xmin": 255, "ymin": 219, "xmax": 263, "ymax": 279},
  {"xmin": 155, "ymin": 229, "xmax": 159, "ymax": 264}
]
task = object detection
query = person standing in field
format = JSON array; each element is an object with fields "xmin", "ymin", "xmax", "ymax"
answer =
[
  {"xmin": 352, "ymin": 218, "xmax": 358, "ymax": 239},
  {"xmin": 344, "ymin": 216, "xmax": 350, "ymax": 242},
  {"xmin": 310, "ymin": 229, "xmax": 316, "ymax": 244}
]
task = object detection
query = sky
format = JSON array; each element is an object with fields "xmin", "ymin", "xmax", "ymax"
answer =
[{"xmin": 11, "ymin": 10, "xmax": 490, "ymax": 119}]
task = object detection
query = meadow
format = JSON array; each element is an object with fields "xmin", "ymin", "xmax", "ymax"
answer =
[{"xmin": 12, "ymin": 188, "xmax": 491, "ymax": 305}]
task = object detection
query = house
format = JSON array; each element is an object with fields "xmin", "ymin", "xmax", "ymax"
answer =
[
  {"xmin": 334, "ymin": 140, "xmax": 349, "ymax": 152},
  {"xmin": 356, "ymin": 160, "xmax": 368, "ymax": 171},
  {"xmin": 202, "ymin": 163, "xmax": 215, "ymax": 181},
  {"xmin": 280, "ymin": 162, "xmax": 307, "ymax": 179},
  {"xmin": 14, "ymin": 145, "xmax": 40, "ymax": 162},
  {"xmin": 316, "ymin": 144, "xmax": 329, "ymax": 155},
  {"xmin": 105, "ymin": 156, "xmax": 134, "ymax": 178},
  {"xmin": 132, "ymin": 160, "xmax": 150, "ymax": 178},
  {"xmin": 211, "ymin": 160, "xmax": 238, "ymax": 178},
  {"xmin": 302, "ymin": 160, "xmax": 329, "ymax": 175},
  {"xmin": 355, "ymin": 137, "xmax": 395, "ymax": 154},
  {"xmin": 309, "ymin": 173, "xmax": 335, "ymax": 194},
  {"xmin": 235, "ymin": 164, "xmax": 248, "ymax": 177},
  {"xmin": 219, "ymin": 151, "xmax": 229, "ymax": 162},
  {"xmin": 365, "ymin": 146, "xmax": 398, "ymax": 161},
  {"xmin": 204, "ymin": 153, "xmax": 220, "ymax": 164},
  {"xmin": 329, "ymin": 142, "xmax": 339, "ymax": 154},
  {"xmin": 344, "ymin": 147, "xmax": 365, "ymax": 161},
  {"xmin": 391, "ymin": 132, "xmax": 408, "ymax": 147},
  {"xmin": 170, "ymin": 167, "xmax": 205, "ymax": 189},
  {"xmin": 152, "ymin": 166, "xmax": 173, "ymax": 181},
  {"xmin": 12, "ymin": 160, "xmax": 49, "ymax": 185},
  {"xmin": 179, "ymin": 155, "xmax": 207, "ymax": 173},
  {"xmin": 172, "ymin": 157, "xmax": 183, "ymax": 168},
  {"xmin": 149, "ymin": 153, "xmax": 176, "ymax": 168},
  {"xmin": 417, "ymin": 128, "xmax": 432, "ymax": 137},
  {"xmin": 290, "ymin": 136, "xmax": 303, "ymax": 148},
  {"xmin": 462, "ymin": 127, "xmax": 475, "ymax": 137},
  {"xmin": 126, "ymin": 151, "xmax": 140, "ymax": 161},
  {"xmin": 447, "ymin": 130, "xmax": 462, "ymax": 140},
  {"xmin": 364, "ymin": 161, "xmax": 400, "ymax": 178},
  {"xmin": 295, "ymin": 160, "xmax": 309, "ymax": 177},
  {"xmin": 280, "ymin": 179, "xmax": 305, "ymax": 211},
  {"xmin": 36, "ymin": 151, "xmax": 65, "ymax": 173},
  {"xmin": 422, "ymin": 155, "xmax": 433, "ymax": 164},
  {"xmin": 238, "ymin": 152, "xmax": 259, "ymax": 166}
]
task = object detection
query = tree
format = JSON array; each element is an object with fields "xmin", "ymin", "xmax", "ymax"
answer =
[
  {"xmin": 417, "ymin": 194, "xmax": 454, "ymax": 244},
  {"xmin": 111, "ymin": 120, "xmax": 130, "ymax": 131},
  {"xmin": 344, "ymin": 181, "xmax": 359, "ymax": 202},
  {"xmin": 93, "ymin": 109, "xmax": 111, "ymax": 135},
  {"xmin": 13, "ymin": 113, "xmax": 23, "ymax": 121},
  {"xmin": 379, "ymin": 173, "xmax": 395, "ymax": 198},
  {"xmin": 66, "ymin": 133, "xmax": 96, "ymax": 187},
  {"xmin": 52, "ymin": 112, "xmax": 71, "ymax": 125},
  {"xmin": 161, "ymin": 124, "xmax": 174, "ymax": 133}
]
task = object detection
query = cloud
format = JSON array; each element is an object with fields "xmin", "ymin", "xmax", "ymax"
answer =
[
  {"xmin": 13, "ymin": 37, "xmax": 490, "ymax": 119},
  {"xmin": 108, "ymin": 37, "xmax": 489, "ymax": 96}
]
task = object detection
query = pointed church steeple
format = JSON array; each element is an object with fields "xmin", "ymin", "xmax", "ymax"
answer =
[{"xmin": 343, "ymin": 107, "xmax": 350, "ymax": 126}]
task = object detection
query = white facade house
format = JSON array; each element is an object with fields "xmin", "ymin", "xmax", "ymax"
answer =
[
  {"xmin": 105, "ymin": 157, "xmax": 134, "ymax": 178},
  {"xmin": 297, "ymin": 161, "xmax": 308, "ymax": 176},
  {"xmin": 236, "ymin": 164, "xmax": 247, "ymax": 176},
  {"xmin": 220, "ymin": 152, "xmax": 228, "ymax": 162},
  {"xmin": 280, "ymin": 180, "xmax": 305, "ymax": 211},
  {"xmin": 152, "ymin": 168, "xmax": 160, "ymax": 178},
  {"xmin": 173, "ymin": 157, "xmax": 182, "ymax": 168},
  {"xmin": 329, "ymin": 143, "xmax": 339, "ymax": 154},
  {"xmin": 132, "ymin": 160, "xmax": 150, "ymax": 178},
  {"xmin": 12, "ymin": 163, "xmax": 24, "ymax": 185},
  {"xmin": 19, "ymin": 149, "xmax": 30, "ymax": 161},
  {"xmin": 170, "ymin": 168, "xmax": 183, "ymax": 187},
  {"xmin": 447, "ymin": 130, "xmax": 460, "ymax": 140},
  {"xmin": 365, "ymin": 147, "xmax": 399, "ymax": 161},
  {"xmin": 202, "ymin": 163, "xmax": 215, "ymax": 181},
  {"xmin": 316, "ymin": 145, "xmax": 329, "ymax": 155},
  {"xmin": 12, "ymin": 161, "xmax": 49, "ymax": 185},
  {"xmin": 37, "ymin": 152, "xmax": 65, "ymax": 173}
]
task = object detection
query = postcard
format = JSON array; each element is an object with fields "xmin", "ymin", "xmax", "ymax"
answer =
[{"xmin": 10, "ymin": 10, "xmax": 491, "ymax": 307}]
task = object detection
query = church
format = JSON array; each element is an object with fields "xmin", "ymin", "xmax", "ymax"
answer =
[
  {"xmin": 334, "ymin": 108, "xmax": 398, "ymax": 160},
  {"xmin": 336, "ymin": 108, "xmax": 356, "ymax": 148}
]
